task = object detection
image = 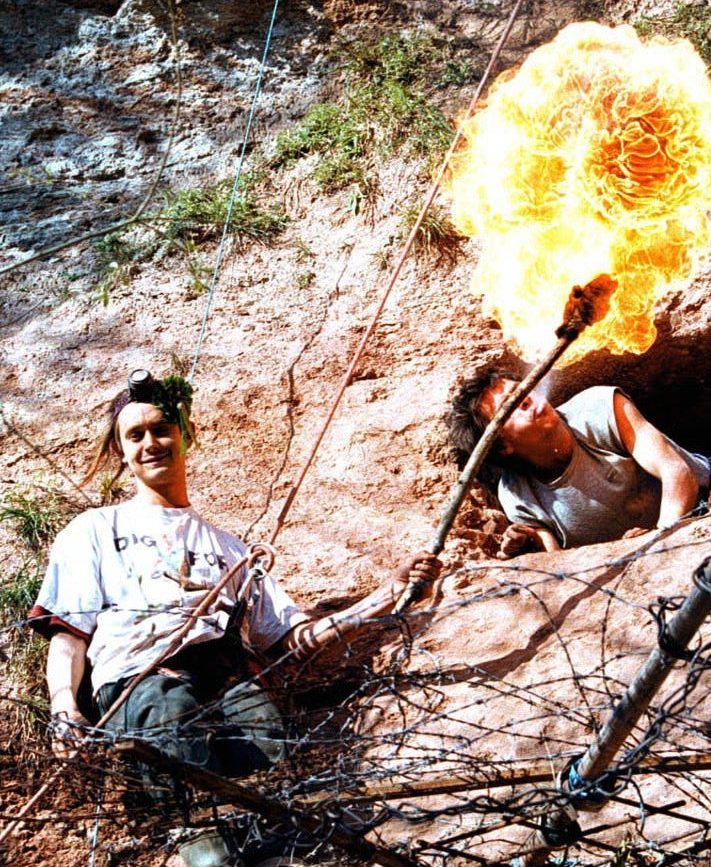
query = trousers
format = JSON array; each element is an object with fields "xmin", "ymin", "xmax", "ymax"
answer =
[{"xmin": 96, "ymin": 639, "xmax": 285, "ymax": 791}]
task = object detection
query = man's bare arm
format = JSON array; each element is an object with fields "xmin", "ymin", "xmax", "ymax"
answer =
[
  {"xmin": 280, "ymin": 552, "xmax": 441, "ymax": 660},
  {"xmin": 47, "ymin": 631, "xmax": 90, "ymax": 757},
  {"xmin": 614, "ymin": 391, "xmax": 699, "ymax": 529}
]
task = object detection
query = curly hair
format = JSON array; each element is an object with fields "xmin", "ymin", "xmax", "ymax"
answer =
[{"xmin": 446, "ymin": 367, "xmax": 523, "ymax": 483}]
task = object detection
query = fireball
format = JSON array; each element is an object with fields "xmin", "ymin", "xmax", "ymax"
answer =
[{"xmin": 446, "ymin": 22, "xmax": 711, "ymax": 361}]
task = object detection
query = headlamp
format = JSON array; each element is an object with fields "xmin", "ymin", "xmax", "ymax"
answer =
[{"xmin": 127, "ymin": 369, "xmax": 156, "ymax": 403}]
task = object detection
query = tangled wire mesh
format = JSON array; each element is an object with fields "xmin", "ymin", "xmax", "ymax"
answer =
[{"xmin": 2, "ymin": 521, "xmax": 710, "ymax": 866}]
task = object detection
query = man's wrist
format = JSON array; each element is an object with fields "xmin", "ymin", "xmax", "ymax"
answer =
[{"xmin": 50, "ymin": 687, "xmax": 80, "ymax": 716}]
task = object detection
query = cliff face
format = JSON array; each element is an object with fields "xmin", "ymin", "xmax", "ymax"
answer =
[{"xmin": 1, "ymin": 1, "xmax": 710, "ymax": 865}]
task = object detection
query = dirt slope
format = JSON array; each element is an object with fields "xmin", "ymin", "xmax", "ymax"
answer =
[{"xmin": 1, "ymin": 1, "xmax": 710, "ymax": 865}]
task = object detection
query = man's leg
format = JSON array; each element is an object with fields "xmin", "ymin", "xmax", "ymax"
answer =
[
  {"xmin": 98, "ymin": 673, "xmax": 237, "ymax": 866},
  {"xmin": 214, "ymin": 678, "xmax": 286, "ymax": 775},
  {"xmin": 98, "ymin": 671, "xmax": 211, "ymax": 766}
]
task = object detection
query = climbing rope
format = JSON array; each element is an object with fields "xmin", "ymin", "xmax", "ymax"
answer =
[
  {"xmin": 267, "ymin": 0, "xmax": 527, "ymax": 544},
  {"xmin": 188, "ymin": 0, "xmax": 281, "ymax": 383}
]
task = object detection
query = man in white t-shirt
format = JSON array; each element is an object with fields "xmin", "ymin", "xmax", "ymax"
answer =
[
  {"xmin": 29, "ymin": 370, "xmax": 440, "ymax": 865},
  {"xmin": 447, "ymin": 369, "xmax": 710, "ymax": 556}
]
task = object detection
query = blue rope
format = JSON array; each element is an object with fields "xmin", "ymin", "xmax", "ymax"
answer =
[{"xmin": 189, "ymin": 0, "xmax": 281, "ymax": 383}]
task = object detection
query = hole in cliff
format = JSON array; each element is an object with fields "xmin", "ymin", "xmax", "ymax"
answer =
[{"xmin": 551, "ymin": 331, "xmax": 711, "ymax": 457}]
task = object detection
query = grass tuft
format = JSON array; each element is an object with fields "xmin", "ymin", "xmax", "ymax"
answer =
[
  {"xmin": 0, "ymin": 484, "xmax": 77, "ymax": 746},
  {"xmin": 0, "ymin": 559, "xmax": 43, "ymax": 625},
  {"xmin": 0, "ymin": 488, "xmax": 63, "ymax": 552},
  {"xmin": 399, "ymin": 203, "xmax": 466, "ymax": 263},
  {"xmin": 98, "ymin": 472, "xmax": 130, "ymax": 505},
  {"xmin": 274, "ymin": 31, "xmax": 466, "ymax": 198},
  {"xmin": 160, "ymin": 180, "xmax": 288, "ymax": 245}
]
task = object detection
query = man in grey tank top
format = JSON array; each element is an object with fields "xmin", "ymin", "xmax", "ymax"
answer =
[{"xmin": 447, "ymin": 370, "xmax": 710, "ymax": 557}]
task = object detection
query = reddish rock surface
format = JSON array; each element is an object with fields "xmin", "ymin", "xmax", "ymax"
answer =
[{"xmin": 1, "ymin": 0, "xmax": 709, "ymax": 864}]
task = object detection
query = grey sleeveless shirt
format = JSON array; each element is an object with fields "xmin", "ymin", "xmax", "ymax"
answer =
[{"xmin": 497, "ymin": 386, "xmax": 710, "ymax": 548}]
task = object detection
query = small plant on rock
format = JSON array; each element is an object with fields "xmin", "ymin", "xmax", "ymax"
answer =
[
  {"xmin": 274, "ymin": 31, "xmax": 467, "ymax": 206},
  {"xmin": 398, "ymin": 202, "xmax": 466, "ymax": 264},
  {"xmin": 159, "ymin": 180, "xmax": 287, "ymax": 245},
  {"xmin": 0, "ymin": 488, "xmax": 63, "ymax": 552},
  {"xmin": 0, "ymin": 484, "xmax": 77, "ymax": 745},
  {"xmin": 98, "ymin": 472, "xmax": 130, "ymax": 505}
]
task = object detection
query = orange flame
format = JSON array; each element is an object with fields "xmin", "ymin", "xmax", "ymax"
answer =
[{"xmin": 446, "ymin": 23, "xmax": 711, "ymax": 362}]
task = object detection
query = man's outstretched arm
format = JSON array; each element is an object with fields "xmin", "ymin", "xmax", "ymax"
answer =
[
  {"xmin": 614, "ymin": 391, "xmax": 699, "ymax": 529},
  {"xmin": 279, "ymin": 552, "xmax": 441, "ymax": 660}
]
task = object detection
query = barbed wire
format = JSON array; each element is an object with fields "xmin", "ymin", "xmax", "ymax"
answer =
[{"xmin": 2, "ymin": 527, "xmax": 710, "ymax": 865}]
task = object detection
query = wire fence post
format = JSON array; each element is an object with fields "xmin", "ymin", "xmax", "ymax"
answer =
[{"xmin": 520, "ymin": 554, "xmax": 711, "ymax": 866}]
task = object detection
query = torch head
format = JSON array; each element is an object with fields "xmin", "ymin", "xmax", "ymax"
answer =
[{"xmin": 556, "ymin": 274, "xmax": 617, "ymax": 341}]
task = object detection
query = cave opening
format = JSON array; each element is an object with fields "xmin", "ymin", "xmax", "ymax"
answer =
[{"xmin": 551, "ymin": 331, "xmax": 711, "ymax": 458}]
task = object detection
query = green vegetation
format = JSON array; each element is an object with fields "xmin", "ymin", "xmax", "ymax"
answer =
[
  {"xmin": 0, "ymin": 485, "xmax": 77, "ymax": 741},
  {"xmin": 398, "ymin": 202, "xmax": 465, "ymax": 263},
  {"xmin": 98, "ymin": 471, "xmax": 130, "ymax": 505},
  {"xmin": 159, "ymin": 180, "xmax": 287, "ymax": 245},
  {"xmin": 94, "ymin": 230, "xmax": 139, "ymax": 271},
  {"xmin": 93, "ymin": 229, "xmax": 146, "ymax": 306},
  {"xmin": 91, "ymin": 175, "xmax": 287, "ymax": 304},
  {"xmin": 0, "ymin": 488, "xmax": 64, "ymax": 552},
  {"xmin": 0, "ymin": 559, "xmax": 42, "ymax": 625},
  {"xmin": 275, "ymin": 31, "xmax": 471, "ymax": 197},
  {"xmin": 634, "ymin": 3, "xmax": 711, "ymax": 64},
  {"xmin": 296, "ymin": 270, "xmax": 316, "ymax": 291}
]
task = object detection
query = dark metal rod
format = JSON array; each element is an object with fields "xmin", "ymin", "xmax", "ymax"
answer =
[
  {"xmin": 520, "ymin": 557, "xmax": 711, "ymax": 866},
  {"xmin": 577, "ymin": 557, "xmax": 711, "ymax": 781},
  {"xmin": 297, "ymin": 751, "xmax": 711, "ymax": 806}
]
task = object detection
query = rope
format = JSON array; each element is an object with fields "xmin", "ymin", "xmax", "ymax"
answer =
[
  {"xmin": 188, "ymin": 0, "xmax": 281, "ymax": 383},
  {"xmin": 267, "ymin": 0, "xmax": 527, "ymax": 545}
]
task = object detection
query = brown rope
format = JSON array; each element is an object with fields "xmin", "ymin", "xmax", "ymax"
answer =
[{"xmin": 268, "ymin": 0, "xmax": 527, "ymax": 545}]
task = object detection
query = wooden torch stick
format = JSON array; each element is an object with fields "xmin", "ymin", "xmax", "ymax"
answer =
[{"xmin": 393, "ymin": 274, "xmax": 617, "ymax": 614}]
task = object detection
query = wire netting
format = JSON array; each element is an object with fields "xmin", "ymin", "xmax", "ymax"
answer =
[{"xmin": 2, "ymin": 520, "xmax": 711, "ymax": 866}]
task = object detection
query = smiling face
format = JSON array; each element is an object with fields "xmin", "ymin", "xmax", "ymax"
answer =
[{"xmin": 114, "ymin": 402, "xmax": 189, "ymax": 505}]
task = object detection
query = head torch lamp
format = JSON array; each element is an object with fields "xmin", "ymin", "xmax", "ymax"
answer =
[{"xmin": 127, "ymin": 369, "xmax": 156, "ymax": 403}]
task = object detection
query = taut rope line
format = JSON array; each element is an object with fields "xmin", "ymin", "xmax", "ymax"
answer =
[{"xmin": 268, "ymin": 0, "xmax": 527, "ymax": 545}]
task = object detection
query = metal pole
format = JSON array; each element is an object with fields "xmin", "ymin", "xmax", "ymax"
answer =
[
  {"xmin": 521, "ymin": 555, "xmax": 711, "ymax": 866},
  {"xmin": 576, "ymin": 556, "xmax": 711, "ymax": 781}
]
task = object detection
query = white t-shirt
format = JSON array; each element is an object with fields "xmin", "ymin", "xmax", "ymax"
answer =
[{"xmin": 30, "ymin": 500, "xmax": 307, "ymax": 692}]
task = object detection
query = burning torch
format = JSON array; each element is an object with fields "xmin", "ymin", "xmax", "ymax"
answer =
[
  {"xmin": 396, "ymin": 19, "xmax": 711, "ymax": 610},
  {"xmin": 394, "ymin": 274, "xmax": 616, "ymax": 613}
]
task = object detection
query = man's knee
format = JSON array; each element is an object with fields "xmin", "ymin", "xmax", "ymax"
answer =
[{"xmin": 218, "ymin": 680, "xmax": 286, "ymax": 769}]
